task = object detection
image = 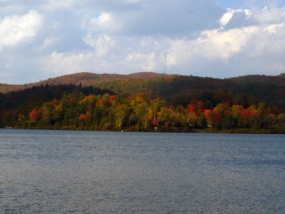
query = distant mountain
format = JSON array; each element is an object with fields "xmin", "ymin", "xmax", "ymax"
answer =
[
  {"xmin": 0, "ymin": 72, "xmax": 169, "ymax": 93},
  {"xmin": 2, "ymin": 71, "xmax": 285, "ymax": 92},
  {"xmin": 89, "ymin": 73, "xmax": 285, "ymax": 110},
  {"xmin": 228, "ymin": 74, "xmax": 285, "ymax": 86}
]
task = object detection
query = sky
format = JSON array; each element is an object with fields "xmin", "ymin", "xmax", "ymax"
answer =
[{"xmin": 0, "ymin": 0, "xmax": 285, "ymax": 84}]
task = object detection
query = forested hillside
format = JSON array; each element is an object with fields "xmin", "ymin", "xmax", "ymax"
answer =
[
  {"xmin": 0, "ymin": 72, "xmax": 167, "ymax": 93},
  {"xmin": 92, "ymin": 73, "xmax": 285, "ymax": 112},
  {"xmin": 1, "ymin": 72, "xmax": 285, "ymax": 133}
]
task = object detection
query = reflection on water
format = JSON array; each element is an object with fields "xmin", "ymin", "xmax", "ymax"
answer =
[{"xmin": 0, "ymin": 129, "xmax": 284, "ymax": 213}]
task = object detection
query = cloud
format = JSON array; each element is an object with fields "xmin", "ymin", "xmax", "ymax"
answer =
[
  {"xmin": 0, "ymin": 1, "xmax": 285, "ymax": 83},
  {"xmin": 0, "ymin": 10, "xmax": 43, "ymax": 50},
  {"xmin": 45, "ymin": 51, "xmax": 93, "ymax": 75},
  {"xmin": 82, "ymin": 12, "xmax": 120, "ymax": 35},
  {"xmin": 220, "ymin": 9, "xmax": 252, "ymax": 28},
  {"xmin": 81, "ymin": 0, "xmax": 223, "ymax": 37},
  {"xmin": 84, "ymin": 33, "xmax": 116, "ymax": 57},
  {"xmin": 40, "ymin": 3, "xmax": 285, "ymax": 79},
  {"xmin": 166, "ymin": 5, "xmax": 285, "ymax": 77},
  {"xmin": 44, "ymin": 48, "xmax": 164, "ymax": 77},
  {"xmin": 220, "ymin": 9, "xmax": 235, "ymax": 26},
  {"xmin": 252, "ymin": 6, "xmax": 285, "ymax": 24}
]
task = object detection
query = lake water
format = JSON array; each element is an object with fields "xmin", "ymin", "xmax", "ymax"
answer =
[{"xmin": 0, "ymin": 129, "xmax": 284, "ymax": 213}]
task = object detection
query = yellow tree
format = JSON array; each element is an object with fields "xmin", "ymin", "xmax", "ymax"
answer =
[{"xmin": 232, "ymin": 105, "xmax": 244, "ymax": 127}]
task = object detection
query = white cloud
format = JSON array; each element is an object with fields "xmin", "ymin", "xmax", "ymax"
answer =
[
  {"xmin": 0, "ymin": 10, "xmax": 43, "ymax": 50},
  {"xmin": 84, "ymin": 12, "xmax": 119, "ymax": 33},
  {"xmin": 84, "ymin": 33, "xmax": 116, "ymax": 57},
  {"xmin": 97, "ymin": 13, "xmax": 112, "ymax": 25},
  {"xmin": 220, "ymin": 9, "xmax": 235, "ymax": 26},
  {"xmin": 220, "ymin": 9, "xmax": 252, "ymax": 28},
  {"xmin": 167, "ymin": 18, "xmax": 285, "ymax": 76},
  {"xmin": 252, "ymin": 6, "xmax": 285, "ymax": 24},
  {"xmin": 169, "ymin": 26, "xmax": 258, "ymax": 65},
  {"xmin": 125, "ymin": 52, "xmax": 158, "ymax": 71},
  {"xmin": 247, "ymin": 23, "xmax": 285, "ymax": 57},
  {"xmin": 45, "ymin": 51, "xmax": 93, "ymax": 75},
  {"xmin": 44, "ymin": 48, "xmax": 163, "ymax": 77}
]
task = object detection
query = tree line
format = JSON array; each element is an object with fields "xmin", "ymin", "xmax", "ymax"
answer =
[{"xmin": 5, "ymin": 91, "xmax": 285, "ymax": 133}]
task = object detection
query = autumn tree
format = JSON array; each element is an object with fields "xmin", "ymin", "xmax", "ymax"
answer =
[{"xmin": 277, "ymin": 113, "xmax": 285, "ymax": 133}]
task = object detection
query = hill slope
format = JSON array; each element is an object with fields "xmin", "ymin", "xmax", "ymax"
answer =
[
  {"xmin": 0, "ymin": 72, "xmax": 168, "ymax": 93},
  {"xmin": 1, "ymin": 72, "xmax": 285, "ymax": 111}
]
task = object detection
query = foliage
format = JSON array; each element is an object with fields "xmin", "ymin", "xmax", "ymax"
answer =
[
  {"xmin": 1, "ymin": 73, "xmax": 285, "ymax": 133},
  {"xmin": 0, "ymin": 90, "xmax": 284, "ymax": 133}
]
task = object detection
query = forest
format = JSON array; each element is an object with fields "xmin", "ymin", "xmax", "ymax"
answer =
[{"xmin": 1, "ymin": 72, "xmax": 285, "ymax": 133}]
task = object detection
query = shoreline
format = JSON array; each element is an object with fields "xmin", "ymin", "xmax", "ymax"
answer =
[{"xmin": 2, "ymin": 127, "xmax": 282, "ymax": 134}]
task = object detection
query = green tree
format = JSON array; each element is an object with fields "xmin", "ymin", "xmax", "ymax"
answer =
[
  {"xmin": 277, "ymin": 113, "xmax": 285, "ymax": 133},
  {"xmin": 197, "ymin": 113, "xmax": 207, "ymax": 128}
]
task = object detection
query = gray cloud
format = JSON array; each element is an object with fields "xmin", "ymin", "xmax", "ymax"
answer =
[{"xmin": 115, "ymin": 0, "xmax": 223, "ymax": 37}]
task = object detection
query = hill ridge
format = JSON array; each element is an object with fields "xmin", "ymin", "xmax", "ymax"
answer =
[{"xmin": 0, "ymin": 72, "xmax": 170, "ymax": 93}]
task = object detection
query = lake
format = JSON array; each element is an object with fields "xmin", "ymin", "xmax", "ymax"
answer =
[{"xmin": 0, "ymin": 129, "xmax": 284, "ymax": 213}]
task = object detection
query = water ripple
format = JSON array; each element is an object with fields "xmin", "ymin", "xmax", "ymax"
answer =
[{"xmin": 0, "ymin": 130, "xmax": 284, "ymax": 213}]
